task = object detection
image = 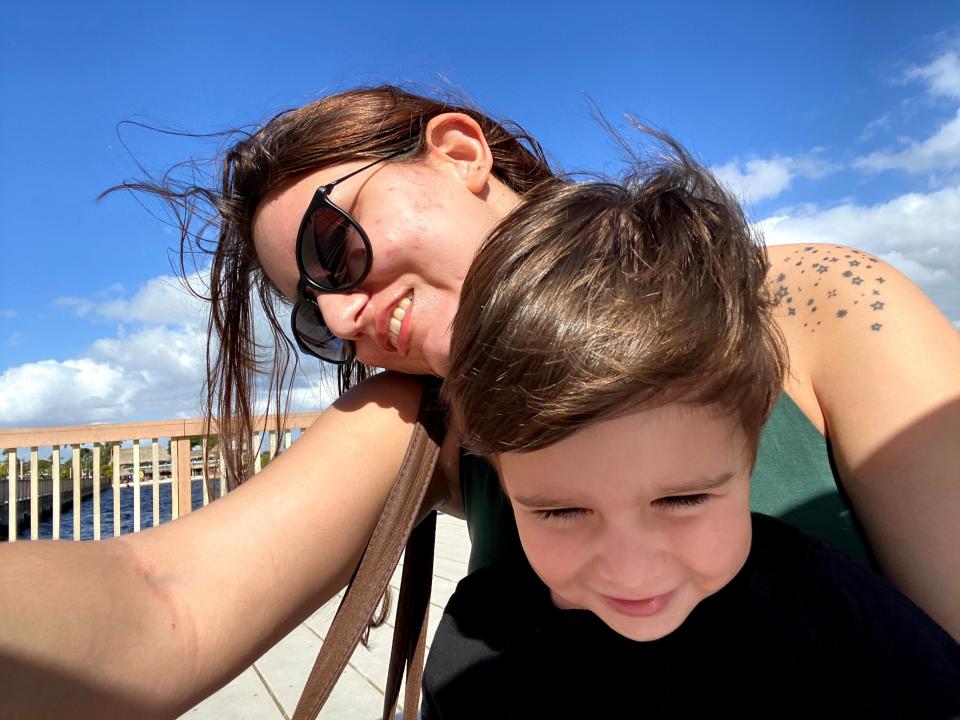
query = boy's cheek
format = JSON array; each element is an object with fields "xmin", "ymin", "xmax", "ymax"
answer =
[{"xmin": 514, "ymin": 516, "xmax": 587, "ymax": 590}]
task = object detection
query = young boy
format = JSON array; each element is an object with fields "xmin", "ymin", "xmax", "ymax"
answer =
[{"xmin": 425, "ymin": 136, "xmax": 960, "ymax": 718}]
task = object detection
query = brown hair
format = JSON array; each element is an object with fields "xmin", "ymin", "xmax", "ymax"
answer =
[
  {"xmin": 109, "ymin": 85, "xmax": 557, "ymax": 487},
  {"xmin": 444, "ymin": 127, "xmax": 787, "ymax": 458}
]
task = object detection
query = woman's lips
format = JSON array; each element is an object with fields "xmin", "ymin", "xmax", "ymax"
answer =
[
  {"xmin": 601, "ymin": 590, "xmax": 675, "ymax": 617},
  {"xmin": 388, "ymin": 292, "xmax": 413, "ymax": 356}
]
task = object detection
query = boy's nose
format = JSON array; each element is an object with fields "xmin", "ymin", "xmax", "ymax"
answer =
[
  {"xmin": 315, "ymin": 290, "xmax": 370, "ymax": 341},
  {"xmin": 594, "ymin": 524, "xmax": 668, "ymax": 594}
]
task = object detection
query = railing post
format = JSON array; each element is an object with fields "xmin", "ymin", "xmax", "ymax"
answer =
[
  {"xmin": 93, "ymin": 444, "xmax": 101, "ymax": 540},
  {"xmin": 112, "ymin": 443, "xmax": 121, "ymax": 537},
  {"xmin": 176, "ymin": 436, "xmax": 191, "ymax": 517},
  {"xmin": 52, "ymin": 445, "xmax": 61, "ymax": 540},
  {"xmin": 133, "ymin": 440, "xmax": 141, "ymax": 532},
  {"xmin": 151, "ymin": 439, "xmax": 160, "ymax": 528},
  {"xmin": 71, "ymin": 446, "xmax": 80, "ymax": 541},
  {"xmin": 7, "ymin": 449, "xmax": 16, "ymax": 542},
  {"xmin": 30, "ymin": 447, "xmax": 39, "ymax": 540}
]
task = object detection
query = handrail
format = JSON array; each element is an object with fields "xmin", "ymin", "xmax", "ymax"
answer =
[
  {"xmin": 1, "ymin": 412, "xmax": 324, "ymax": 542},
  {"xmin": 0, "ymin": 412, "xmax": 323, "ymax": 448}
]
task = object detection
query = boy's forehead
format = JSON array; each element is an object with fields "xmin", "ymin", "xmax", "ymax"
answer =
[{"xmin": 496, "ymin": 403, "xmax": 750, "ymax": 496}]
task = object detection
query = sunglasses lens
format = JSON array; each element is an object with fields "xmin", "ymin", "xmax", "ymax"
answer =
[
  {"xmin": 293, "ymin": 301, "xmax": 353, "ymax": 364},
  {"xmin": 300, "ymin": 205, "xmax": 368, "ymax": 290}
]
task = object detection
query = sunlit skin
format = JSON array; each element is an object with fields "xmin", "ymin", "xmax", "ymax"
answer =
[
  {"xmin": 252, "ymin": 117, "xmax": 521, "ymax": 378},
  {"xmin": 497, "ymin": 403, "xmax": 754, "ymax": 642}
]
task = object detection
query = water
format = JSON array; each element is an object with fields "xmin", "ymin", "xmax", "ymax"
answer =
[{"xmin": 13, "ymin": 481, "xmax": 220, "ymax": 541}]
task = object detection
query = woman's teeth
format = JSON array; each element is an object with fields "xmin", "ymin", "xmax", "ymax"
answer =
[{"xmin": 388, "ymin": 294, "xmax": 412, "ymax": 349}]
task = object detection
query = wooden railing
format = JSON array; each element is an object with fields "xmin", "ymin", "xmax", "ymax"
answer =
[{"xmin": 0, "ymin": 413, "xmax": 322, "ymax": 542}]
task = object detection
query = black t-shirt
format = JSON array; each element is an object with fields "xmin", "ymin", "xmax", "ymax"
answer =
[{"xmin": 422, "ymin": 514, "xmax": 960, "ymax": 719}]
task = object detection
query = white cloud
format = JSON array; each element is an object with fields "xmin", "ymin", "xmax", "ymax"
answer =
[
  {"xmin": 907, "ymin": 50, "xmax": 960, "ymax": 99},
  {"xmin": 1, "ymin": 272, "xmax": 337, "ymax": 428},
  {"xmin": 0, "ymin": 325, "xmax": 207, "ymax": 427},
  {"xmin": 56, "ymin": 274, "xmax": 207, "ymax": 326},
  {"xmin": 759, "ymin": 184, "xmax": 960, "ymax": 323},
  {"xmin": 854, "ymin": 109, "xmax": 960, "ymax": 174},
  {"xmin": 713, "ymin": 153, "xmax": 836, "ymax": 203},
  {"xmin": 854, "ymin": 49, "xmax": 960, "ymax": 174}
]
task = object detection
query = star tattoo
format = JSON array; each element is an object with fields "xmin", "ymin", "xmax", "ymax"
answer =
[
  {"xmin": 851, "ymin": 277, "xmax": 864, "ymax": 285},
  {"xmin": 871, "ymin": 301, "xmax": 884, "ymax": 311},
  {"xmin": 871, "ymin": 323, "xmax": 882, "ymax": 331},
  {"xmin": 836, "ymin": 309, "xmax": 847, "ymax": 318},
  {"xmin": 842, "ymin": 270, "xmax": 853, "ymax": 278},
  {"xmin": 827, "ymin": 289, "xmax": 837, "ymax": 298}
]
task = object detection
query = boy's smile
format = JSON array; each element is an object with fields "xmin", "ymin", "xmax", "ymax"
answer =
[{"xmin": 498, "ymin": 403, "xmax": 754, "ymax": 642}]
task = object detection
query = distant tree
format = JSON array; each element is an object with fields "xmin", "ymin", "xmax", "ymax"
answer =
[{"xmin": 189, "ymin": 434, "xmax": 219, "ymax": 452}]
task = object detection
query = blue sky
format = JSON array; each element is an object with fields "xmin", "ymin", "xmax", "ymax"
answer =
[{"xmin": 1, "ymin": 0, "xmax": 958, "ymax": 427}]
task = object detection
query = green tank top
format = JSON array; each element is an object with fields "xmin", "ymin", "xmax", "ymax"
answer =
[{"xmin": 460, "ymin": 393, "xmax": 874, "ymax": 574}]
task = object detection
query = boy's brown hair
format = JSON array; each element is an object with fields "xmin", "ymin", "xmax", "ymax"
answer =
[{"xmin": 444, "ymin": 128, "xmax": 787, "ymax": 458}]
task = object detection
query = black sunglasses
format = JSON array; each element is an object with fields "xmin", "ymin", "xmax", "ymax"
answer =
[{"xmin": 290, "ymin": 150, "xmax": 407, "ymax": 364}]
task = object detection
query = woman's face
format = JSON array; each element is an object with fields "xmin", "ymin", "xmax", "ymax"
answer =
[{"xmin": 253, "ymin": 154, "xmax": 518, "ymax": 376}]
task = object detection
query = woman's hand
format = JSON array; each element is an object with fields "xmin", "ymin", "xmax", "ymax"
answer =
[{"xmin": 769, "ymin": 243, "xmax": 960, "ymax": 639}]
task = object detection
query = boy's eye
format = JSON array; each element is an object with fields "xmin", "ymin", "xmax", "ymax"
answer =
[
  {"xmin": 533, "ymin": 507, "xmax": 589, "ymax": 524},
  {"xmin": 655, "ymin": 493, "xmax": 710, "ymax": 509}
]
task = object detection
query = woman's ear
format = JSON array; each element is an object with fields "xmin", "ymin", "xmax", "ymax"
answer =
[{"xmin": 425, "ymin": 113, "xmax": 494, "ymax": 194}]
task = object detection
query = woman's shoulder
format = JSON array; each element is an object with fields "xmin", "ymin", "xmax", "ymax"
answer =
[
  {"xmin": 331, "ymin": 370, "xmax": 429, "ymax": 415},
  {"xmin": 764, "ymin": 242, "xmax": 959, "ymax": 431}
]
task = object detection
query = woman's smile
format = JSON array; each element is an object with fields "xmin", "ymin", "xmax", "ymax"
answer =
[{"xmin": 387, "ymin": 291, "xmax": 414, "ymax": 354}]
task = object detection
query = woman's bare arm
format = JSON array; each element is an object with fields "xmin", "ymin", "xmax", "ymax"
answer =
[
  {"xmin": 0, "ymin": 371, "xmax": 439, "ymax": 718},
  {"xmin": 769, "ymin": 243, "xmax": 960, "ymax": 639}
]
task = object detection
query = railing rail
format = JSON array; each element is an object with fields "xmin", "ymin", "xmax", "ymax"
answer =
[{"xmin": 0, "ymin": 412, "xmax": 322, "ymax": 543}]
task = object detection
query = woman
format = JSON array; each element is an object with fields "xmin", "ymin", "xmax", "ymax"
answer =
[{"xmin": 1, "ymin": 85, "xmax": 958, "ymax": 718}]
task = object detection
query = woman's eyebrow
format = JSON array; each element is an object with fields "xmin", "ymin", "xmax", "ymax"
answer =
[{"xmin": 658, "ymin": 472, "xmax": 735, "ymax": 496}]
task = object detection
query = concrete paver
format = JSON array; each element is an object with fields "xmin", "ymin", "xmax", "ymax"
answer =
[{"xmin": 180, "ymin": 514, "xmax": 470, "ymax": 720}]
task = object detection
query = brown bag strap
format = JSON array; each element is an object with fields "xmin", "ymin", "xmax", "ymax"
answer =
[{"xmin": 293, "ymin": 380, "xmax": 445, "ymax": 720}]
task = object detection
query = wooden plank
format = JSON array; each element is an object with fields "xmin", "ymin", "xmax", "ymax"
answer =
[
  {"xmin": 52, "ymin": 446, "xmax": 61, "ymax": 540},
  {"xmin": 93, "ymin": 445, "xmax": 101, "ymax": 540},
  {"xmin": 71, "ymin": 446, "xmax": 80, "ymax": 541},
  {"xmin": 176, "ymin": 436, "xmax": 191, "ymax": 517},
  {"xmin": 284, "ymin": 429, "xmax": 293, "ymax": 451},
  {"xmin": 254, "ymin": 432, "xmax": 263, "ymax": 474}
]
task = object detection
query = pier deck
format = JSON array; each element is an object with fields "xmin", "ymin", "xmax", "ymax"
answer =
[{"xmin": 181, "ymin": 512, "xmax": 471, "ymax": 720}]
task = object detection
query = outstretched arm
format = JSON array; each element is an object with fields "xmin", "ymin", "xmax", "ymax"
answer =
[
  {"xmin": 0, "ymin": 372, "xmax": 441, "ymax": 718},
  {"xmin": 769, "ymin": 243, "xmax": 960, "ymax": 639}
]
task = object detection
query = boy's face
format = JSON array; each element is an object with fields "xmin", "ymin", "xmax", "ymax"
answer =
[{"xmin": 498, "ymin": 403, "xmax": 753, "ymax": 642}]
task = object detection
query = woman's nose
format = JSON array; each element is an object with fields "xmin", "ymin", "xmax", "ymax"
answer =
[{"xmin": 315, "ymin": 290, "xmax": 370, "ymax": 340}]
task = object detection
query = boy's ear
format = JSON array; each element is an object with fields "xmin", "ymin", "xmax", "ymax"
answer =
[{"xmin": 425, "ymin": 113, "xmax": 493, "ymax": 194}]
